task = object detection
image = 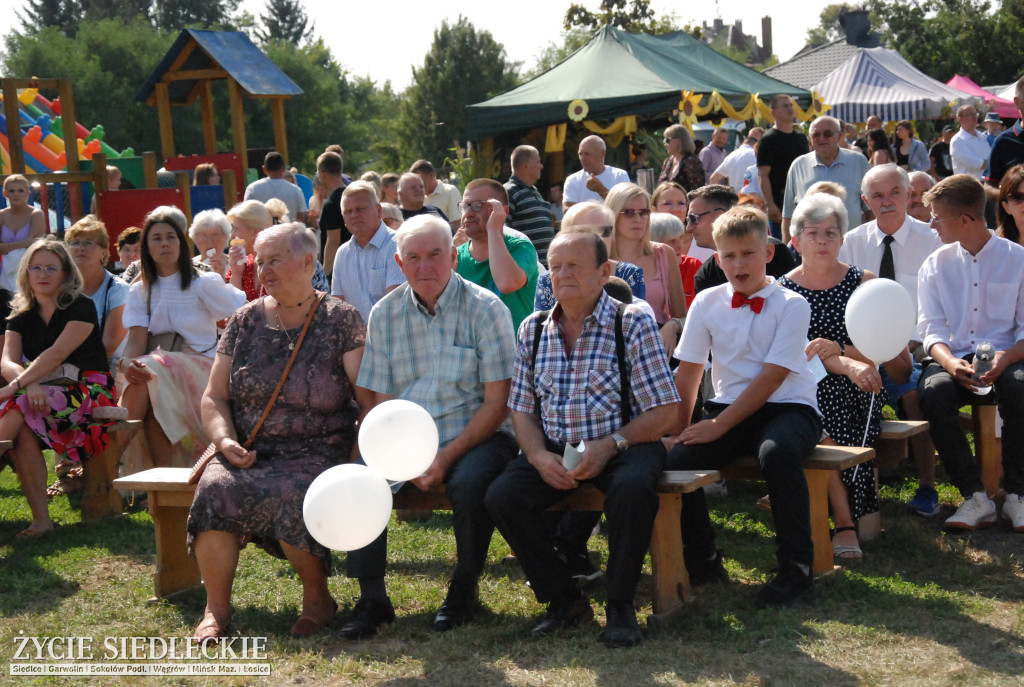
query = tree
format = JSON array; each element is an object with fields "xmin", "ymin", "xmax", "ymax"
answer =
[
  {"xmin": 398, "ymin": 17, "xmax": 518, "ymax": 168},
  {"xmin": 523, "ymin": 28, "xmax": 593, "ymax": 81},
  {"xmin": 151, "ymin": 0, "xmax": 240, "ymax": 31},
  {"xmin": 564, "ymin": 0, "xmax": 654, "ymax": 32},
  {"xmin": 15, "ymin": 0, "xmax": 88, "ymax": 36},
  {"xmin": 806, "ymin": 3, "xmax": 865, "ymax": 45},
  {"xmin": 257, "ymin": 0, "xmax": 314, "ymax": 45},
  {"xmin": 870, "ymin": 0, "xmax": 1024, "ymax": 84}
]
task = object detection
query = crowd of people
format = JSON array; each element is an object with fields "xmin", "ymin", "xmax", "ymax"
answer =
[{"xmin": 2, "ymin": 78, "xmax": 1024, "ymax": 649}]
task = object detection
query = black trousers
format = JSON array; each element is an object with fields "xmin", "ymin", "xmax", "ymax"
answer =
[
  {"xmin": 346, "ymin": 431, "xmax": 517, "ymax": 585},
  {"xmin": 485, "ymin": 441, "xmax": 665, "ymax": 604},
  {"xmin": 667, "ymin": 402, "xmax": 821, "ymax": 569}
]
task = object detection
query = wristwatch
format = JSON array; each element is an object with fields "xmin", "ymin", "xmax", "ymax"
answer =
[{"xmin": 612, "ymin": 432, "xmax": 629, "ymax": 453}]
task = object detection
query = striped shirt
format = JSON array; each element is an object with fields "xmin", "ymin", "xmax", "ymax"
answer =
[
  {"xmin": 357, "ymin": 273, "xmax": 516, "ymax": 447},
  {"xmin": 330, "ymin": 221, "xmax": 406, "ymax": 322},
  {"xmin": 504, "ymin": 175, "xmax": 555, "ymax": 265},
  {"xmin": 509, "ymin": 292, "xmax": 680, "ymax": 445}
]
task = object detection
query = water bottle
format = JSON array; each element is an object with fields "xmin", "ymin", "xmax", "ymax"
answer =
[{"xmin": 973, "ymin": 342, "xmax": 995, "ymax": 396}]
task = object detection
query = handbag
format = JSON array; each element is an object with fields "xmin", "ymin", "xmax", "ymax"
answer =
[
  {"xmin": 187, "ymin": 292, "xmax": 325, "ymax": 485},
  {"xmin": 37, "ymin": 363, "xmax": 81, "ymax": 386},
  {"xmin": 145, "ymin": 331, "xmax": 189, "ymax": 354}
]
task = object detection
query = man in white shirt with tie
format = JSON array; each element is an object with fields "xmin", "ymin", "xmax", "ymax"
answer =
[
  {"xmin": 840, "ymin": 163, "xmax": 944, "ymax": 515},
  {"xmin": 918, "ymin": 174, "xmax": 1024, "ymax": 533}
]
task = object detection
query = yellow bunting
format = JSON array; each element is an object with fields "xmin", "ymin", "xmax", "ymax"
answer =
[
  {"xmin": 582, "ymin": 116, "xmax": 637, "ymax": 148},
  {"xmin": 545, "ymin": 123, "xmax": 568, "ymax": 153}
]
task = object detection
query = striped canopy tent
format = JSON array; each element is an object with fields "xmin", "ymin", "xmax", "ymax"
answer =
[{"xmin": 812, "ymin": 47, "xmax": 982, "ymax": 122}]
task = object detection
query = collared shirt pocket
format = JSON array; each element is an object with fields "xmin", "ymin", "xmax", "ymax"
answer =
[
  {"xmin": 585, "ymin": 368, "xmax": 621, "ymax": 416},
  {"xmin": 444, "ymin": 344, "xmax": 479, "ymax": 394}
]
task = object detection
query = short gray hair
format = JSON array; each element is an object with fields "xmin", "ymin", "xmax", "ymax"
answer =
[
  {"xmin": 791, "ymin": 193, "xmax": 848, "ymax": 236},
  {"xmin": 649, "ymin": 212, "xmax": 685, "ymax": 243},
  {"xmin": 908, "ymin": 170, "xmax": 935, "ymax": 191},
  {"xmin": 861, "ymin": 163, "xmax": 910, "ymax": 196},
  {"xmin": 395, "ymin": 214, "xmax": 452, "ymax": 257},
  {"xmin": 189, "ymin": 209, "xmax": 232, "ymax": 243},
  {"xmin": 398, "ymin": 172, "xmax": 422, "ymax": 191},
  {"xmin": 381, "ymin": 203, "xmax": 403, "ymax": 224},
  {"xmin": 254, "ymin": 221, "xmax": 319, "ymax": 258},
  {"xmin": 342, "ymin": 180, "xmax": 380, "ymax": 202}
]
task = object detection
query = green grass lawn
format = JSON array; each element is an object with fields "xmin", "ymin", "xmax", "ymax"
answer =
[{"xmin": 1, "ymin": 458, "xmax": 1023, "ymax": 686}]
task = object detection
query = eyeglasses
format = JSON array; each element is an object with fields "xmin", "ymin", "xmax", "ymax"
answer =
[
  {"xmin": 663, "ymin": 137, "xmax": 679, "ymax": 144},
  {"xmin": 930, "ymin": 213, "xmax": 972, "ymax": 224},
  {"xmin": 68, "ymin": 239, "xmax": 99, "ymax": 248},
  {"xmin": 686, "ymin": 208, "xmax": 725, "ymax": 224},
  {"xmin": 656, "ymin": 200, "xmax": 687, "ymax": 209},
  {"xmin": 811, "ymin": 130, "xmax": 838, "ymax": 139},
  {"xmin": 458, "ymin": 200, "xmax": 488, "ymax": 213},
  {"xmin": 1005, "ymin": 192, "xmax": 1024, "ymax": 204},
  {"xmin": 800, "ymin": 230, "xmax": 841, "ymax": 243},
  {"xmin": 619, "ymin": 208, "xmax": 651, "ymax": 218},
  {"xmin": 28, "ymin": 265, "xmax": 61, "ymax": 275}
]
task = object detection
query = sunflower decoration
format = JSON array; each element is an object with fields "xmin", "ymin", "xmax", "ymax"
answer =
[
  {"xmin": 810, "ymin": 91, "xmax": 831, "ymax": 116},
  {"xmin": 678, "ymin": 90, "xmax": 704, "ymax": 128},
  {"xmin": 567, "ymin": 99, "xmax": 589, "ymax": 122}
]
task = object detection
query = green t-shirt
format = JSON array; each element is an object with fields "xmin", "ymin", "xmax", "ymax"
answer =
[{"xmin": 456, "ymin": 233, "xmax": 538, "ymax": 331}]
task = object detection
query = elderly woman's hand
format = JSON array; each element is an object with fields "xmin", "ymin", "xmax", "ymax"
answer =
[
  {"xmin": 844, "ymin": 359, "xmax": 883, "ymax": 394},
  {"xmin": 218, "ymin": 438, "xmax": 256, "ymax": 469},
  {"xmin": 806, "ymin": 337, "xmax": 842, "ymax": 363},
  {"xmin": 205, "ymin": 250, "xmax": 229, "ymax": 277}
]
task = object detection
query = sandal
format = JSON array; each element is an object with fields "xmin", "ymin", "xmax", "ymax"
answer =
[
  {"xmin": 14, "ymin": 526, "xmax": 53, "ymax": 540},
  {"xmin": 192, "ymin": 618, "xmax": 230, "ymax": 645},
  {"xmin": 291, "ymin": 600, "xmax": 338, "ymax": 637},
  {"xmin": 831, "ymin": 526, "xmax": 863, "ymax": 561},
  {"xmin": 46, "ymin": 467, "xmax": 84, "ymax": 500}
]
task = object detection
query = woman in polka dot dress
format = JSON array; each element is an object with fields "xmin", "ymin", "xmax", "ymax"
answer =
[{"xmin": 779, "ymin": 194, "xmax": 903, "ymax": 561}]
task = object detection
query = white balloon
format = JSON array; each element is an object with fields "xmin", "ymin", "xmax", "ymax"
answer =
[
  {"xmin": 358, "ymin": 399, "xmax": 439, "ymax": 482},
  {"xmin": 303, "ymin": 464, "xmax": 393, "ymax": 551},
  {"xmin": 845, "ymin": 278, "xmax": 917, "ymax": 365}
]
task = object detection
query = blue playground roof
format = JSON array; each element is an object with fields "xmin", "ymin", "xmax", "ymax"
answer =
[{"xmin": 136, "ymin": 29, "xmax": 302, "ymax": 104}]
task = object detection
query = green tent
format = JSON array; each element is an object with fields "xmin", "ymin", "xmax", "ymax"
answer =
[{"xmin": 466, "ymin": 26, "xmax": 812, "ymax": 140}]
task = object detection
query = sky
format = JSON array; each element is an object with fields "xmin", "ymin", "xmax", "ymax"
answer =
[{"xmin": 2, "ymin": 0, "xmax": 838, "ymax": 91}]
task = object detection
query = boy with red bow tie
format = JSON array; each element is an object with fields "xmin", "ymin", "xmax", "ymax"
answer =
[{"xmin": 666, "ymin": 206, "xmax": 823, "ymax": 608}]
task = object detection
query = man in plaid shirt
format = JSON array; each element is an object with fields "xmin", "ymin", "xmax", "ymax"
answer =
[
  {"xmin": 486, "ymin": 227, "xmax": 679, "ymax": 648},
  {"xmin": 338, "ymin": 215, "xmax": 518, "ymax": 640}
]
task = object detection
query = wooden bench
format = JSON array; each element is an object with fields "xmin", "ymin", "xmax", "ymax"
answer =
[
  {"xmin": 875, "ymin": 419, "xmax": 931, "ymax": 469},
  {"xmin": 718, "ymin": 444, "xmax": 875, "ymax": 577},
  {"xmin": 81, "ymin": 419, "xmax": 142, "ymax": 521},
  {"xmin": 113, "ymin": 467, "xmax": 721, "ymax": 619}
]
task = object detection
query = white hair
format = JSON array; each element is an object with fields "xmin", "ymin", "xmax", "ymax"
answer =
[
  {"xmin": 792, "ymin": 193, "xmax": 848, "ymax": 236},
  {"xmin": 254, "ymin": 221, "xmax": 319, "ymax": 257},
  {"xmin": 861, "ymin": 163, "xmax": 910, "ymax": 196},
  {"xmin": 649, "ymin": 212, "xmax": 685, "ymax": 242},
  {"xmin": 395, "ymin": 214, "xmax": 452, "ymax": 257}
]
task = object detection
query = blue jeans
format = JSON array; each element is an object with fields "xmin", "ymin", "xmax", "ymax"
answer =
[
  {"xmin": 346, "ymin": 431, "xmax": 517, "ymax": 585},
  {"xmin": 486, "ymin": 441, "xmax": 665, "ymax": 603},
  {"xmin": 667, "ymin": 402, "xmax": 821, "ymax": 569}
]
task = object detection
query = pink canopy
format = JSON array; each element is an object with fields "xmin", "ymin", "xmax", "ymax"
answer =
[{"xmin": 947, "ymin": 74, "xmax": 1018, "ymax": 118}]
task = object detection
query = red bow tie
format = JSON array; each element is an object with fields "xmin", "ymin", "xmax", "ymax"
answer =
[{"xmin": 731, "ymin": 291, "xmax": 765, "ymax": 314}]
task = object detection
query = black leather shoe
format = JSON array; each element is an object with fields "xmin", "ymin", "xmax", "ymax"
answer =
[
  {"xmin": 433, "ymin": 583, "xmax": 479, "ymax": 632},
  {"xmin": 687, "ymin": 549, "xmax": 729, "ymax": 587},
  {"xmin": 599, "ymin": 600, "xmax": 642, "ymax": 648},
  {"xmin": 756, "ymin": 561, "xmax": 814, "ymax": 609},
  {"xmin": 335, "ymin": 598, "xmax": 396, "ymax": 640},
  {"xmin": 531, "ymin": 592, "xmax": 593, "ymax": 636}
]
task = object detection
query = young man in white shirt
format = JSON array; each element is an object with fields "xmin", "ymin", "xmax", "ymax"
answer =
[{"xmin": 918, "ymin": 174, "xmax": 1024, "ymax": 532}]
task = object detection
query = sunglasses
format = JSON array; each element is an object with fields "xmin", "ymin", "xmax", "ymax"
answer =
[{"xmin": 619, "ymin": 208, "xmax": 651, "ymax": 218}]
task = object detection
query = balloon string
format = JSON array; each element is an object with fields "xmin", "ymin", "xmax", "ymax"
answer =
[{"xmin": 854, "ymin": 392, "xmax": 876, "ymax": 481}]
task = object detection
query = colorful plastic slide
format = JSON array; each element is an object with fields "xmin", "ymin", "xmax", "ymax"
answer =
[{"xmin": 0, "ymin": 87, "xmax": 129, "ymax": 175}]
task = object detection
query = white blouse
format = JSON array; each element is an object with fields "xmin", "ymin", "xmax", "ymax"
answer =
[{"xmin": 123, "ymin": 272, "xmax": 246, "ymax": 357}]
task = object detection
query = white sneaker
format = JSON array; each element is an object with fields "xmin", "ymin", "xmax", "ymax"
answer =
[
  {"xmin": 1002, "ymin": 494, "xmax": 1024, "ymax": 533},
  {"xmin": 944, "ymin": 492, "xmax": 998, "ymax": 531}
]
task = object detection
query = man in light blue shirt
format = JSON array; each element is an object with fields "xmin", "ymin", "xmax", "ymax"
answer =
[
  {"xmin": 338, "ymin": 215, "xmax": 518, "ymax": 640},
  {"xmin": 781, "ymin": 116, "xmax": 870, "ymax": 243},
  {"xmin": 330, "ymin": 181, "xmax": 406, "ymax": 321}
]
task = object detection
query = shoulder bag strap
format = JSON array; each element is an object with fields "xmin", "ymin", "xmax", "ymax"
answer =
[
  {"xmin": 531, "ymin": 311, "xmax": 549, "ymax": 415},
  {"xmin": 615, "ymin": 302, "xmax": 632, "ymax": 425},
  {"xmin": 241, "ymin": 291, "xmax": 325, "ymax": 450}
]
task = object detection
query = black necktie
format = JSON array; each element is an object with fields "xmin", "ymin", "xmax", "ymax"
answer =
[{"xmin": 880, "ymin": 235, "xmax": 895, "ymax": 280}]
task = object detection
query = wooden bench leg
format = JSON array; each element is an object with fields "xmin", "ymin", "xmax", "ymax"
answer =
[
  {"xmin": 975, "ymin": 405, "xmax": 1002, "ymax": 498},
  {"xmin": 648, "ymin": 492, "xmax": 688, "ymax": 621},
  {"xmin": 805, "ymin": 469, "xmax": 836, "ymax": 576},
  {"xmin": 80, "ymin": 442, "xmax": 123, "ymax": 521},
  {"xmin": 148, "ymin": 490, "xmax": 202, "ymax": 602}
]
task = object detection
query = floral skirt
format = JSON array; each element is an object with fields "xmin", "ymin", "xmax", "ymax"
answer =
[{"xmin": 0, "ymin": 371, "xmax": 119, "ymax": 463}]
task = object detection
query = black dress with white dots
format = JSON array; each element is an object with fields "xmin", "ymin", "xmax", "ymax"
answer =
[{"xmin": 780, "ymin": 266, "xmax": 884, "ymax": 520}]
